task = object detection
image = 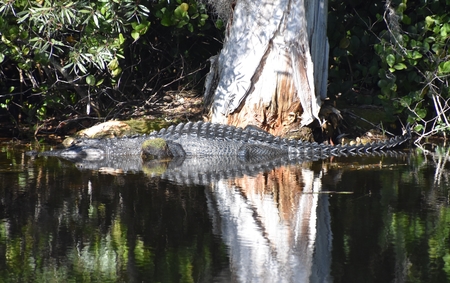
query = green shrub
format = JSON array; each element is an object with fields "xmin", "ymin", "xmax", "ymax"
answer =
[{"xmin": 0, "ymin": 0, "xmax": 218, "ymax": 124}]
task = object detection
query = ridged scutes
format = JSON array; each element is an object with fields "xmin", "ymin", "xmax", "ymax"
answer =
[{"xmin": 36, "ymin": 122, "xmax": 411, "ymax": 159}]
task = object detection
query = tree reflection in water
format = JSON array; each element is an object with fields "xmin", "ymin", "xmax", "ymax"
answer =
[{"xmin": 205, "ymin": 163, "xmax": 333, "ymax": 282}]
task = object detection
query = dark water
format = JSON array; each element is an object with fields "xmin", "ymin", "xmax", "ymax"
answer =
[{"xmin": 1, "ymin": 142, "xmax": 450, "ymax": 283}]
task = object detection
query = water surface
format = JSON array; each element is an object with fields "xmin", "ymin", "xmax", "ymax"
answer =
[{"xmin": 1, "ymin": 142, "xmax": 449, "ymax": 283}]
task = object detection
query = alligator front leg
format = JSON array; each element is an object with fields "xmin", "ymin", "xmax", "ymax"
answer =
[{"xmin": 141, "ymin": 138, "xmax": 186, "ymax": 159}]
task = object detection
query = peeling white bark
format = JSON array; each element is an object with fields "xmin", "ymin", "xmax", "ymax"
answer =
[
  {"xmin": 207, "ymin": 0, "xmax": 328, "ymax": 127},
  {"xmin": 306, "ymin": 0, "xmax": 329, "ymax": 101}
]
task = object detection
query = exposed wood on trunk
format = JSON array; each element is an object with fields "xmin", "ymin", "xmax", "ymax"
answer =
[{"xmin": 226, "ymin": 44, "xmax": 304, "ymax": 135}]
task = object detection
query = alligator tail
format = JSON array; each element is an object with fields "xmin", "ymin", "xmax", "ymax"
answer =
[
  {"xmin": 288, "ymin": 124, "xmax": 411, "ymax": 157},
  {"xmin": 331, "ymin": 124, "xmax": 411, "ymax": 156}
]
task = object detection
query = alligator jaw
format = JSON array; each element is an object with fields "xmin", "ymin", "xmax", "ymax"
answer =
[
  {"xmin": 61, "ymin": 148, "xmax": 105, "ymax": 160},
  {"xmin": 34, "ymin": 147, "xmax": 107, "ymax": 161}
]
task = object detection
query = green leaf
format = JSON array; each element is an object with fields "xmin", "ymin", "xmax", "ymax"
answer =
[
  {"xmin": 161, "ymin": 12, "xmax": 172, "ymax": 26},
  {"xmin": 386, "ymin": 54, "xmax": 395, "ymax": 67},
  {"xmin": 215, "ymin": 19, "xmax": 223, "ymax": 29},
  {"xmin": 397, "ymin": 3, "xmax": 407, "ymax": 13},
  {"xmin": 416, "ymin": 109, "xmax": 427, "ymax": 119},
  {"xmin": 425, "ymin": 36, "xmax": 435, "ymax": 43},
  {"xmin": 96, "ymin": 78, "xmax": 104, "ymax": 86},
  {"xmin": 390, "ymin": 83, "xmax": 397, "ymax": 92},
  {"xmin": 155, "ymin": 8, "xmax": 164, "ymax": 18},
  {"xmin": 17, "ymin": 12, "xmax": 30, "ymax": 24},
  {"xmin": 0, "ymin": 53, "xmax": 4, "ymax": 64},
  {"xmin": 369, "ymin": 65, "xmax": 378, "ymax": 76},
  {"xmin": 86, "ymin": 75, "xmax": 96, "ymax": 86},
  {"xmin": 138, "ymin": 5, "xmax": 150, "ymax": 15},
  {"xmin": 438, "ymin": 61, "xmax": 450, "ymax": 74},
  {"xmin": 393, "ymin": 63, "xmax": 407, "ymax": 70},
  {"xmin": 423, "ymin": 41, "xmax": 430, "ymax": 52},
  {"xmin": 441, "ymin": 26, "xmax": 448, "ymax": 37},
  {"xmin": 339, "ymin": 38, "xmax": 350, "ymax": 49},
  {"xmin": 400, "ymin": 96, "xmax": 412, "ymax": 107},
  {"xmin": 443, "ymin": 23, "xmax": 450, "ymax": 34},
  {"xmin": 111, "ymin": 66, "xmax": 122, "ymax": 77},
  {"xmin": 118, "ymin": 33, "xmax": 125, "ymax": 45},
  {"xmin": 414, "ymin": 124, "xmax": 424, "ymax": 132},
  {"xmin": 176, "ymin": 20, "xmax": 188, "ymax": 28},
  {"xmin": 412, "ymin": 51, "xmax": 422, "ymax": 59},
  {"xmin": 377, "ymin": 79, "xmax": 388, "ymax": 88},
  {"xmin": 77, "ymin": 62, "xmax": 87, "ymax": 73},
  {"xmin": 108, "ymin": 58, "xmax": 119, "ymax": 70},
  {"xmin": 179, "ymin": 3, "xmax": 189, "ymax": 12},
  {"xmin": 425, "ymin": 16, "xmax": 434, "ymax": 28},
  {"xmin": 22, "ymin": 47, "xmax": 30, "ymax": 55},
  {"xmin": 402, "ymin": 15, "xmax": 411, "ymax": 25},
  {"xmin": 133, "ymin": 21, "xmax": 150, "ymax": 34},
  {"xmin": 93, "ymin": 14, "xmax": 99, "ymax": 28},
  {"xmin": 174, "ymin": 4, "xmax": 189, "ymax": 18},
  {"xmin": 20, "ymin": 30, "xmax": 29, "ymax": 39},
  {"xmin": 133, "ymin": 23, "xmax": 145, "ymax": 32},
  {"xmin": 131, "ymin": 31, "xmax": 139, "ymax": 41}
]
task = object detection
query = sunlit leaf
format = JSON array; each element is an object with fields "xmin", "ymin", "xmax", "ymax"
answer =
[
  {"xmin": 77, "ymin": 62, "xmax": 87, "ymax": 73},
  {"xmin": 438, "ymin": 61, "xmax": 450, "ymax": 74},
  {"xmin": 118, "ymin": 33, "xmax": 125, "ymax": 45},
  {"xmin": 86, "ymin": 75, "xmax": 96, "ymax": 86},
  {"xmin": 174, "ymin": 5, "xmax": 188, "ymax": 18},
  {"xmin": 425, "ymin": 16, "xmax": 434, "ymax": 28},
  {"xmin": 138, "ymin": 5, "xmax": 150, "ymax": 15},
  {"xmin": 108, "ymin": 58, "xmax": 119, "ymax": 70},
  {"xmin": 111, "ymin": 66, "xmax": 122, "ymax": 77},
  {"xmin": 131, "ymin": 31, "xmax": 139, "ymax": 41},
  {"xmin": 93, "ymin": 14, "xmax": 99, "ymax": 28},
  {"xmin": 386, "ymin": 54, "xmax": 395, "ymax": 68},
  {"xmin": 96, "ymin": 78, "xmax": 104, "ymax": 86},
  {"xmin": 394, "ymin": 63, "xmax": 407, "ymax": 70},
  {"xmin": 414, "ymin": 124, "xmax": 424, "ymax": 132}
]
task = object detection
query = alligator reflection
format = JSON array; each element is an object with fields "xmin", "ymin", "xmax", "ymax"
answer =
[{"xmin": 72, "ymin": 154, "xmax": 335, "ymax": 282}]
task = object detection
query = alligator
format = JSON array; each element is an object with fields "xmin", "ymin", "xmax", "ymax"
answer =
[{"xmin": 27, "ymin": 121, "xmax": 411, "ymax": 162}]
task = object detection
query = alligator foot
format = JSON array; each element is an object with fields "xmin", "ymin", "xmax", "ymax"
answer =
[
  {"xmin": 141, "ymin": 138, "xmax": 173, "ymax": 159},
  {"xmin": 141, "ymin": 138, "xmax": 186, "ymax": 159}
]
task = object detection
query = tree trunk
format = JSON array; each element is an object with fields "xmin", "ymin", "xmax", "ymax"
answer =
[{"xmin": 204, "ymin": 0, "xmax": 328, "ymax": 136}]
